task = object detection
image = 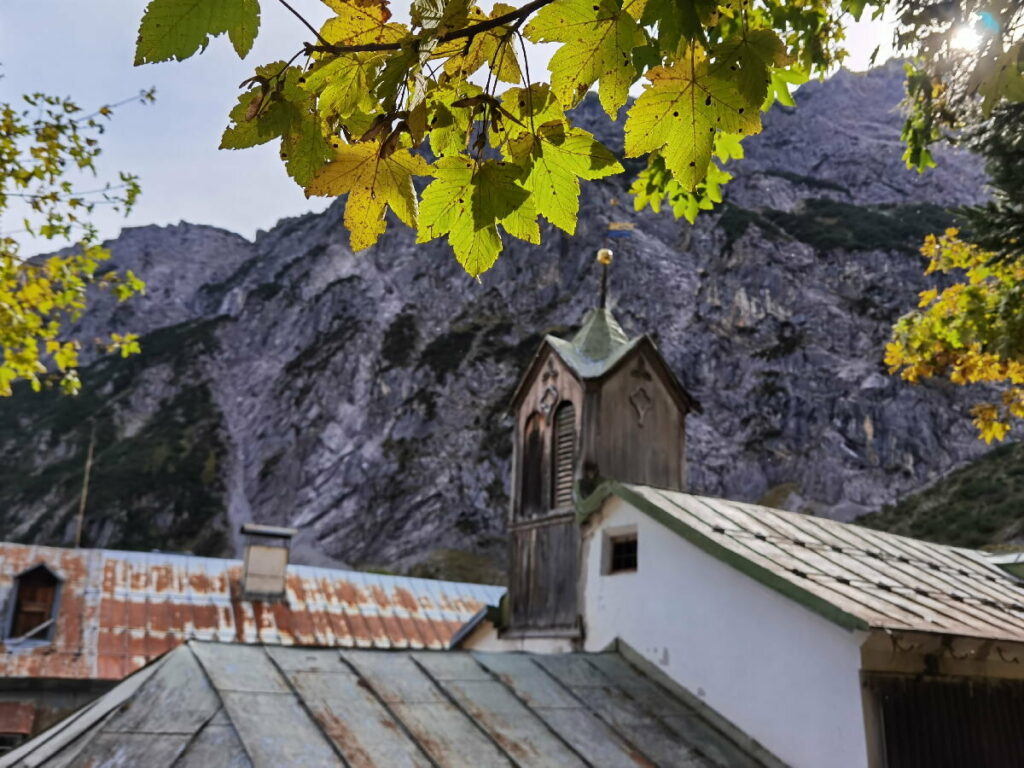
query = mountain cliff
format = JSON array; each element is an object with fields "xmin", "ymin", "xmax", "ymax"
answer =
[{"xmin": 0, "ymin": 62, "xmax": 1000, "ymax": 581}]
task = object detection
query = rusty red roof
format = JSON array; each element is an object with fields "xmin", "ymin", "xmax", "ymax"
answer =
[{"xmin": 0, "ymin": 542, "xmax": 504, "ymax": 681}]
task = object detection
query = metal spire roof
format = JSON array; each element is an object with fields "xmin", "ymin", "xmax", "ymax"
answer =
[{"xmin": 546, "ymin": 308, "xmax": 642, "ymax": 380}]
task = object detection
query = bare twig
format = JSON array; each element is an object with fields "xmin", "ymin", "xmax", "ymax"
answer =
[{"xmin": 276, "ymin": 0, "xmax": 332, "ymax": 47}]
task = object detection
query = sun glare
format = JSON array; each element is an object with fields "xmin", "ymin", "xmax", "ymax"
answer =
[{"xmin": 950, "ymin": 25, "xmax": 982, "ymax": 51}]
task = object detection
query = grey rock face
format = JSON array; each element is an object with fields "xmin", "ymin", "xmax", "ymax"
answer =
[{"xmin": 0, "ymin": 64, "xmax": 994, "ymax": 579}]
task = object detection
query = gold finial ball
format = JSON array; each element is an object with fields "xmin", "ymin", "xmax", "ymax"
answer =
[{"xmin": 596, "ymin": 248, "xmax": 613, "ymax": 265}]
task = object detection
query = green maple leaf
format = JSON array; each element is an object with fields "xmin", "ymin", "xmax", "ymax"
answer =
[
  {"xmin": 624, "ymin": 47, "xmax": 761, "ymax": 190},
  {"xmin": 418, "ymin": 157, "xmax": 533, "ymax": 276},
  {"xmin": 135, "ymin": 0, "xmax": 260, "ymax": 65},
  {"xmin": 282, "ymin": 112, "xmax": 332, "ymax": 187},
  {"xmin": 220, "ymin": 63, "xmax": 331, "ymax": 185},
  {"xmin": 973, "ymin": 41, "xmax": 1024, "ymax": 115},
  {"xmin": 509, "ymin": 124, "xmax": 622, "ymax": 234},
  {"xmin": 426, "ymin": 83, "xmax": 483, "ymax": 157},
  {"xmin": 641, "ymin": 0, "xmax": 718, "ymax": 53},
  {"xmin": 303, "ymin": 55, "xmax": 375, "ymax": 119},
  {"xmin": 307, "ymin": 143, "xmax": 430, "ymax": 251},
  {"xmin": 501, "ymin": 84, "xmax": 565, "ymax": 134},
  {"xmin": 525, "ymin": 0, "xmax": 646, "ymax": 118},
  {"xmin": 714, "ymin": 29, "xmax": 791, "ymax": 106},
  {"xmin": 220, "ymin": 91, "xmax": 291, "ymax": 149}
]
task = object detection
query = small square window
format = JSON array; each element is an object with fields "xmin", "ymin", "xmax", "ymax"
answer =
[{"xmin": 609, "ymin": 535, "xmax": 638, "ymax": 573}]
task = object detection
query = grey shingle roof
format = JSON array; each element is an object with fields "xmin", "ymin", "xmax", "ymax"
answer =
[
  {"xmin": 2, "ymin": 641, "xmax": 777, "ymax": 767},
  {"xmin": 588, "ymin": 483, "xmax": 1024, "ymax": 642}
]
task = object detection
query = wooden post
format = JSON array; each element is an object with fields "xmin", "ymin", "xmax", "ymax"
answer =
[{"xmin": 74, "ymin": 422, "xmax": 96, "ymax": 548}]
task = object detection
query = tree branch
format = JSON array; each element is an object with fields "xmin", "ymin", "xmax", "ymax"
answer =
[
  {"xmin": 308, "ymin": 0, "xmax": 556, "ymax": 55},
  {"xmin": 276, "ymin": 0, "xmax": 332, "ymax": 47}
]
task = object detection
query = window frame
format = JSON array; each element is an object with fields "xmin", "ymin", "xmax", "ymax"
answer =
[
  {"xmin": 601, "ymin": 525, "xmax": 639, "ymax": 575},
  {"xmin": 4, "ymin": 563, "xmax": 62, "ymax": 646}
]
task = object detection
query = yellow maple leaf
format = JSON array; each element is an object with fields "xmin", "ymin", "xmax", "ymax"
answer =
[{"xmin": 307, "ymin": 142, "xmax": 430, "ymax": 251}]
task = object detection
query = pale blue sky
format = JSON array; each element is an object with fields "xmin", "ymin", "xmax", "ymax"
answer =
[{"xmin": 1, "ymin": 1, "xmax": 892, "ymax": 254}]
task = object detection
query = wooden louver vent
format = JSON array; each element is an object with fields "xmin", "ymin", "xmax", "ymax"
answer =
[{"xmin": 552, "ymin": 403, "xmax": 576, "ymax": 508}]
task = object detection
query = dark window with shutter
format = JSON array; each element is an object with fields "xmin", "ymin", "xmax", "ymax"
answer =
[
  {"xmin": 520, "ymin": 413, "xmax": 546, "ymax": 517},
  {"xmin": 8, "ymin": 565, "xmax": 59, "ymax": 641},
  {"xmin": 552, "ymin": 402, "xmax": 576, "ymax": 508}
]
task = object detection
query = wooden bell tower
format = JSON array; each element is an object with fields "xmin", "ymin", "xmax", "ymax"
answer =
[{"xmin": 506, "ymin": 250, "xmax": 700, "ymax": 637}]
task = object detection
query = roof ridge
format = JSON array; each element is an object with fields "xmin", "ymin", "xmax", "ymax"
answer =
[{"xmin": 185, "ymin": 641, "xmax": 254, "ymax": 767}]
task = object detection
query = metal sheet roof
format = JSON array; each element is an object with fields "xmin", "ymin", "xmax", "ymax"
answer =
[
  {"xmin": 600, "ymin": 483, "xmax": 1024, "ymax": 642},
  {"xmin": 1, "ymin": 641, "xmax": 776, "ymax": 768},
  {"xmin": 0, "ymin": 542, "xmax": 504, "ymax": 682}
]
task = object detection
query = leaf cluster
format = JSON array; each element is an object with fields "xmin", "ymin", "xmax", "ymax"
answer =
[
  {"xmin": 886, "ymin": 228, "xmax": 1024, "ymax": 443},
  {"xmin": 0, "ymin": 90, "xmax": 151, "ymax": 396},
  {"xmin": 133, "ymin": 0, "xmax": 860, "ymax": 275},
  {"xmin": 889, "ymin": 0, "xmax": 1024, "ymax": 171}
]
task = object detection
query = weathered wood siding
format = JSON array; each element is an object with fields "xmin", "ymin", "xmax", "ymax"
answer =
[
  {"xmin": 512, "ymin": 351, "xmax": 583, "ymax": 521},
  {"xmin": 509, "ymin": 350, "xmax": 583, "ymax": 632},
  {"xmin": 592, "ymin": 348, "xmax": 686, "ymax": 490},
  {"xmin": 509, "ymin": 516, "xmax": 579, "ymax": 630}
]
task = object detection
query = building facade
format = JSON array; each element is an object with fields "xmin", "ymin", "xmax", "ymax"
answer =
[
  {"xmin": 462, "ymin": 292, "xmax": 1024, "ymax": 767},
  {"xmin": 0, "ymin": 539, "xmax": 502, "ymax": 745}
]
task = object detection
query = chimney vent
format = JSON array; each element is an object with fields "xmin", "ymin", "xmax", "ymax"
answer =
[{"xmin": 240, "ymin": 524, "xmax": 296, "ymax": 600}]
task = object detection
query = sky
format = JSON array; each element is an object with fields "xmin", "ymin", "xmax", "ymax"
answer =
[{"xmin": 1, "ymin": 1, "xmax": 893, "ymax": 255}]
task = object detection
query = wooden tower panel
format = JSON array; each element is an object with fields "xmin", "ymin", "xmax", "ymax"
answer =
[{"xmin": 592, "ymin": 347, "xmax": 687, "ymax": 491}]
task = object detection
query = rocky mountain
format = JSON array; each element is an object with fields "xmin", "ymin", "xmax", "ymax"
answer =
[
  {"xmin": 0, "ymin": 61, "xmax": 1003, "ymax": 582},
  {"xmin": 859, "ymin": 441, "xmax": 1024, "ymax": 551}
]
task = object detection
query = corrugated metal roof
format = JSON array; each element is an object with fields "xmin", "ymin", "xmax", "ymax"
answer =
[
  {"xmin": 0, "ymin": 542, "xmax": 504, "ymax": 682},
  {"xmin": 600, "ymin": 483, "xmax": 1024, "ymax": 642},
  {"xmin": 0, "ymin": 641, "xmax": 777, "ymax": 768}
]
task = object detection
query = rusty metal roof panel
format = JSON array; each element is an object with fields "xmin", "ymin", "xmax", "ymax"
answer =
[
  {"xmin": 612, "ymin": 483, "xmax": 1024, "ymax": 643},
  {"xmin": 0, "ymin": 542, "xmax": 504, "ymax": 682},
  {"xmin": 3, "ymin": 642, "xmax": 776, "ymax": 768}
]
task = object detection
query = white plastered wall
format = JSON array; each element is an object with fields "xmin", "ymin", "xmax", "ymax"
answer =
[{"xmin": 581, "ymin": 496, "xmax": 870, "ymax": 768}]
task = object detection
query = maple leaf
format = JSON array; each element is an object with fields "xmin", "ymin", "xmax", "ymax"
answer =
[
  {"xmin": 501, "ymin": 84, "xmax": 565, "ymax": 135},
  {"xmin": 307, "ymin": 142, "xmax": 430, "ymax": 251},
  {"xmin": 427, "ymin": 82, "xmax": 484, "ymax": 157},
  {"xmin": 525, "ymin": 0, "xmax": 646, "ymax": 118},
  {"xmin": 282, "ymin": 113, "xmax": 333, "ymax": 187},
  {"xmin": 624, "ymin": 47, "xmax": 761, "ymax": 190},
  {"xmin": 713, "ymin": 29, "xmax": 791, "ymax": 106},
  {"xmin": 302, "ymin": 55, "xmax": 376, "ymax": 119},
  {"xmin": 135, "ymin": 0, "xmax": 260, "ymax": 64},
  {"xmin": 641, "ymin": 0, "xmax": 718, "ymax": 53},
  {"xmin": 442, "ymin": 3, "xmax": 523, "ymax": 84},
  {"xmin": 220, "ymin": 91, "xmax": 291, "ymax": 149},
  {"xmin": 418, "ymin": 157, "xmax": 534, "ymax": 276},
  {"xmin": 509, "ymin": 124, "xmax": 622, "ymax": 234},
  {"xmin": 412, "ymin": 0, "xmax": 472, "ymax": 33},
  {"xmin": 320, "ymin": 0, "xmax": 409, "ymax": 46},
  {"xmin": 220, "ymin": 64, "xmax": 331, "ymax": 185}
]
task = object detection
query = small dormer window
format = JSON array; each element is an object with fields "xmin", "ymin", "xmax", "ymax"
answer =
[
  {"xmin": 602, "ymin": 528, "xmax": 638, "ymax": 574},
  {"xmin": 551, "ymin": 402, "xmax": 576, "ymax": 508},
  {"xmin": 6, "ymin": 564, "xmax": 60, "ymax": 643},
  {"xmin": 610, "ymin": 536, "xmax": 638, "ymax": 572}
]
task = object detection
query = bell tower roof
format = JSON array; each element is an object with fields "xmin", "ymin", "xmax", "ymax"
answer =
[{"xmin": 544, "ymin": 308, "xmax": 640, "ymax": 380}]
